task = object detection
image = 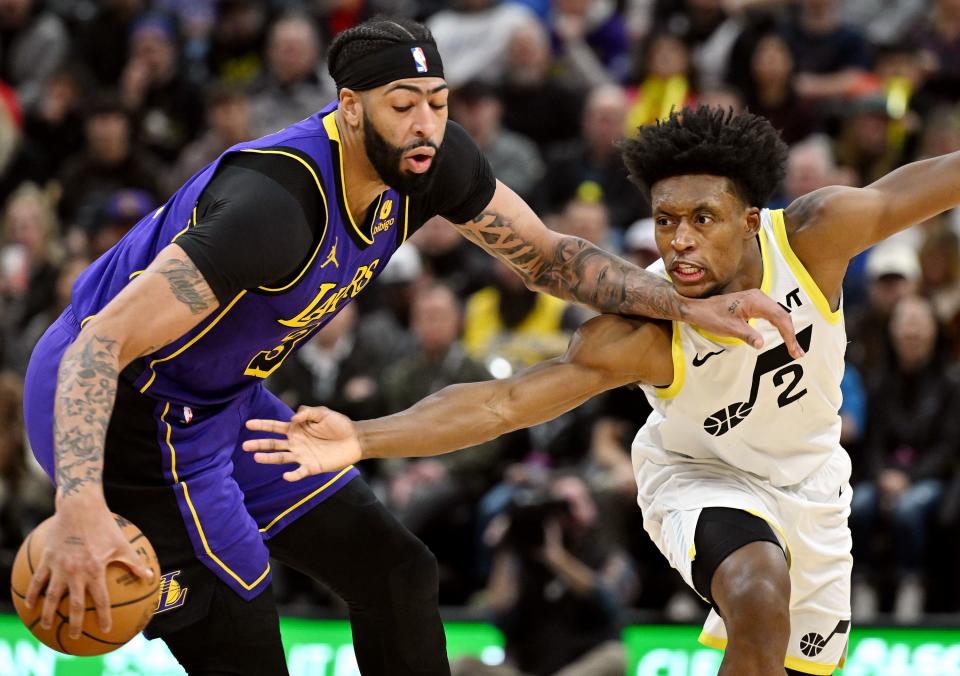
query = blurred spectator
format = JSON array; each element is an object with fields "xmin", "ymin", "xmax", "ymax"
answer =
[
  {"xmin": 20, "ymin": 67, "xmax": 85, "ymax": 187},
  {"xmin": 5, "ymin": 255, "xmax": 86, "ymax": 375},
  {"xmin": 0, "ymin": 0, "xmax": 68, "ymax": 110},
  {"xmin": 207, "ymin": 0, "xmax": 268, "ymax": 88},
  {"xmin": 0, "ymin": 80, "xmax": 46, "ymax": 206},
  {"xmin": 409, "ymin": 216, "xmax": 494, "ymax": 298},
  {"xmin": 911, "ymin": 0, "xmax": 960, "ymax": 106},
  {"xmin": 463, "ymin": 261, "xmax": 572, "ymax": 373},
  {"xmin": 0, "ymin": 371, "xmax": 53, "ymax": 601},
  {"xmin": 250, "ymin": 11, "xmax": 336, "ymax": 136},
  {"xmin": 121, "ymin": 13, "xmax": 204, "ymax": 162},
  {"xmin": 918, "ymin": 227, "xmax": 960, "ymax": 359},
  {"xmin": 499, "ymin": 19, "xmax": 585, "ymax": 151},
  {"xmin": 450, "ymin": 81, "xmax": 544, "ymax": 201},
  {"xmin": 73, "ymin": 0, "xmax": 145, "ymax": 88},
  {"xmin": 839, "ymin": 0, "xmax": 926, "ymax": 48},
  {"xmin": 779, "ymin": 0, "xmax": 872, "ymax": 102},
  {"xmin": 836, "ymin": 95, "xmax": 908, "ymax": 185},
  {"xmin": 696, "ymin": 84, "xmax": 743, "ymax": 114},
  {"xmin": 622, "ymin": 217, "xmax": 660, "ymax": 269},
  {"xmin": 86, "ymin": 188, "xmax": 156, "ymax": 257},
  {"xmin": 380, "ymin": 283, "xmax": 502, "ymax": 601},
  {"xmin": 549, "ymin": 0, "xmax": 630, "ymax": 87},
  {"xmin": 427, "ymin": 0, "xmax": 535, "ymax": 88},
  {"xmin": 554, "ymin": 196, "xmax": 615, "ymax": 252},
  {"xmin": 626, "ymin": 32, "xmax": 696, "ymax": 130},
  {"xmin": 741, "ymin": 30, "xmax": 820, "ymax": 145},
  {"xmin": 455, "ymin": 473, "xmax": 635, "ymax": 676},
  {"xmin": 537, "ymin": 84, "xmax": 647, "ymax": 231},
  {"xmin": 851, "ymin": 296, "xmax": 960, "ymax": 622},
  {"xmin": 773, "ymin": 134, "xmax": 842, "ymax": 208},
  {"xmin": 167, "ymin": 84, "xmax": 253, "ymax": 192},
  {"xmin": 846, "ymin": 244, "xmax": 920, "ymax": 374},
  {"xmin": 0, "ymin": 183, "xmax": 61, "ymax": 359},
  {"xmin": 57, "ymin": 97, "xmax": 163, "ymax": 233}
]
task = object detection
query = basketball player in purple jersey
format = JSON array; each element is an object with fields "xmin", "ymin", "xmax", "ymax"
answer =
[{"xmin": 22, "ymin": 18, "xmax": 798, "ymax": 675}]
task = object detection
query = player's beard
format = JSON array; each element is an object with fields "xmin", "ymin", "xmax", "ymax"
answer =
[{"xmin": 363, "ymin": 111, "xmax": 440, "ymax": 196}]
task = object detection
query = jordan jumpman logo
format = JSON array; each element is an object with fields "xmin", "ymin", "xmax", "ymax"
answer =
[{"xmin": 321, "ymin": 237, "xmax": 339, "ymax": 269}]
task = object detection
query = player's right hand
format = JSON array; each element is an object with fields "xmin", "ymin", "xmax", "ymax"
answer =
[
  {"xmin": 244, "ymin": 406, "xmax": 362, "ymax": 481},
  {"xmin": 684, "ymin": 288, "xmax": 805, "ymax": 359},
  {"xmin": 25, "ymin": 496, "xmax": 155, "ymax": 639}
]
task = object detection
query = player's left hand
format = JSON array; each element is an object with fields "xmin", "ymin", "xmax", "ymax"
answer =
[
  {"xmin": 243, "ymin": 406, "xmax": 361, "ymax": 481},
  {"xmin": 684, "ymin": 288, "xmax": 804, "ymax": 359}
]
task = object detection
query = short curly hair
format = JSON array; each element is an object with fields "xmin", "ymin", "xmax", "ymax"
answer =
[
  {"xmin": 327, "ymin": 16, "xmax": 435, "ymax": 85},
  {"xmin": 621, "ymin": 106, "xmax": 788, "ymax": 207}
]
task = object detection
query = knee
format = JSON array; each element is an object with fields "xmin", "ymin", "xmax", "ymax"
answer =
[
  {"xmin": 389, "ymin": 534, "xmax": 440, "ymax": 604},
  {"xmin": 713, "ymin": 543, "xmax": 791, "ymax": 634}
]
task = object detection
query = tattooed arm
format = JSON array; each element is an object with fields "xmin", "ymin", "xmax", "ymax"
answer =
[
  {"xmin": 451, "ymin": 180, "xmax": 802, "ymax": 356},
  {"xmin": 27, "ymin": 244, "xmax": 217, "ymax": 638}
]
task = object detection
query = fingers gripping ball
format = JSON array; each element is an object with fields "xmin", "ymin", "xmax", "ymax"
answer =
[{"xmin": 10, "ymin": 514, "xmax": 162, "ymax": 655}]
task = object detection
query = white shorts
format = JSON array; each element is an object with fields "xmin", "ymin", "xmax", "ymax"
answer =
[{"xmin": 635, "ymin": 448, "xmax": 853, "ymax": 675}]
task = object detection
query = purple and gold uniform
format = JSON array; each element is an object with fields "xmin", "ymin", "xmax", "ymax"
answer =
[{"xmin": 23, "ymin": 100, "xmax": 495, "ymax": 606}]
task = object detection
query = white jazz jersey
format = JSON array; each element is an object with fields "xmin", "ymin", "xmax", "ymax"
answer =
[
  {"xmin": 634, "ymin": 208, "xmax": 847, "ymax": 487},
  {"xmin": 631, "ymin": 208, "xmax": 853, "ymax": 675}
]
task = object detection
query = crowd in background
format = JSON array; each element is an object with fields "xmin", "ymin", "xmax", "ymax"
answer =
[{"xmin": 0, "ymin": 0, "xmax": 958, "ymax": 672}]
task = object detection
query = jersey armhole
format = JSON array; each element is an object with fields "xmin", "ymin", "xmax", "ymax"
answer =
[
  {"xmin": 769, "ymin": 209, "xmax": 842, "ymax": 325},
  {"xmin": 654, "ymin": 321, "xmax": 685, "ymax": 399}
]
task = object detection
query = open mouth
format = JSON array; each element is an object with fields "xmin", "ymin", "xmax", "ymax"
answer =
[
  {"xmin": 403, "ymin": 150, "xmax": 434, "ymax": 173},
  {"xmin": 671, "ymin": 262, "xmax": 706, "ymax": 284}
]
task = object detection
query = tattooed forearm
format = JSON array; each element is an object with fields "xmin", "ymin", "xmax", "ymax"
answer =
[
  {"xmin": 460, "ymin": 211, "xmax": 686, "ymax": 320},
  {"xmin": 149, "ymin": 258, "xmax": 216, "ymax": 315},
  {"xmin": 53, "ymin": 334, "xmax": 120, "ymax": 498}
]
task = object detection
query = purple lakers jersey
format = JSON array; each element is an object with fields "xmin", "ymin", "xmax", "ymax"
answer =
[{"xmin": 70, "ymin": 101, "xmax": 409, "ymax": 406}]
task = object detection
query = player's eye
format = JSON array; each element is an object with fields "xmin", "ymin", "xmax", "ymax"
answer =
[
  {"xmin": 392, "ymin": 105, "xmax": 413, "ymax": 113},
  {"xmin": 655, "ymin": 217, "xmax": 671, "ymax": 227},
  {"xmin": 696, "ymin": 214, "xmax": 713, "ymax": 225},
  {"xmin": 429, "ymin": 103, "xmax": 447, "ymax": 110}
]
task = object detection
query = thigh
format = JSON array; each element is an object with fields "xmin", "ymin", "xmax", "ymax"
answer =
[
  {"xmin": 162, "ymin": 581, "xmax": 288, "ymax": 676},
  {"xmin": 234, "ymin": 385, "xmax": 358, "ymax": 536},
  {"xmin": 102, "ymin": 379, "xmax": 273, "ymax": 633},
  {"xmin": 264, "ymin": 476, "xmax": 430, "ymax": 601}
]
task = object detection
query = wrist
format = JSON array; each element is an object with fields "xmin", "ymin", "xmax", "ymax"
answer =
[
  {"xmin": 355, "ymin": 420, "xmax": 375, "ymax": 460},
  {"xmin": 55, "ymin": 486, "xmax": 107, "ymax": 511}
]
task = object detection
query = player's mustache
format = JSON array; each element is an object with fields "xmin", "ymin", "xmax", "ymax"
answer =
[{"xmin": 401, "ymin": 140, "xmax": 439, "ymax": 153}]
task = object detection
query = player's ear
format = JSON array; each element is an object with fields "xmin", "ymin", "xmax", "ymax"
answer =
[
  {"xmin": 743, "ymin": 206, "xmax": 761, "ymax": 239},
  {"xmin": 338, "ymin": 88, "xmax": 363, "ymax": 129}
]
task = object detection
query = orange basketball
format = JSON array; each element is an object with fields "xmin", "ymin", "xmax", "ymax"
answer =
[{"xmin": 10, "ymin": 513, "xmax": 161, "ymax": 655}]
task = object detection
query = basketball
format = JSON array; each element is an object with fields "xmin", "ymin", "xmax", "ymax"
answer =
[{"xmin": 10, "ymin": 513, "xmax": 162, "ymax": 656}]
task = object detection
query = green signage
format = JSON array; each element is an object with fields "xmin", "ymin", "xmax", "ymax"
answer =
[
  {"xmin": 624, "ymin": 625, "xmax": 960, "ymax": 676},
  {"xmin": 0, "ymin": 614, "xmax": 956, "ymax": 675}
]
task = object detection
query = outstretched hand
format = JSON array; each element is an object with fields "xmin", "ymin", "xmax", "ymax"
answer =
[
  {"xmin": 243, "ymin": 406, "xmax": 362, "ymax": 481},
  {"xmin": 685, "ymin": 288, "xmax": 804, "ymax": 359}
]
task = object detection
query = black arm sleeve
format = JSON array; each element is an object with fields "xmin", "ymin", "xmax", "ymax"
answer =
[
  {"xmin": 409, "ymin": 121, "xmax": 496, "ymax": 229},
  {"xmin": 174, "ymin": 152, "xmax": 321, "ymax": 304}
]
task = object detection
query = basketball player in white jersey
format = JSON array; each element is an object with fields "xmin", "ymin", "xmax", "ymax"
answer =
[{"xmin": 242, "ymin": 107, "xmax": 960, "ymax": 675}]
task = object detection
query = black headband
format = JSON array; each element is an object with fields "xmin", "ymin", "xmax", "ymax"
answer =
[{"xmin": 333, "ymin": 42, "xmax": 445, "ymax": 92}]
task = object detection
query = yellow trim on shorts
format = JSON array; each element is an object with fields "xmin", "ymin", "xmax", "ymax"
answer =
[
  {"xmin": 654, "ymin": 321, "xmax": 685, "ymax": 399},
  {"xmin": 698, "ymin": 632, "xmax": 837, "ymax": 674},
  {"xmin": 182, "ymin": 482, "xmax": 271, "ymax": 591},
  {"xmin": 258, "ymin": 465, "xmax": 356, "ymax": 534},
  {"xmin": 322, "ymin": 111, "xmax": 374, "ymax": 246},
  {"xmin": 742, "ymin": 507, "xmax": 792, "ymax": 569},
  {"xmin": 692, "ymin": 226, "xmax": 774, "ymax": 344},
  {"xmin": 237, "ymin": 148, "xmax": 329, "ymax": 291},
  {"xmin": 160, "ymin": 402, "xmax": 179, "ymax": 483},
  {"xmin": 688, "ymin": 543, "xmax": 696, "ymax": 561},
  {"xmin": 139, "ymin": 291, "xmax": 248, "ymax": 394},
  {"xmin": 160, "ymin": 405, "xmax": 271, "ymax": 591},
  {"xmin": 770, "ymin": 209, "xmax": 841, "ymax": 324}
]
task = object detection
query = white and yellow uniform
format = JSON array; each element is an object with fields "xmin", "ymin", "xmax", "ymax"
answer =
[{"xmin": 634, "ymin": 208, "xmax": 852, "ymax": 675}]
